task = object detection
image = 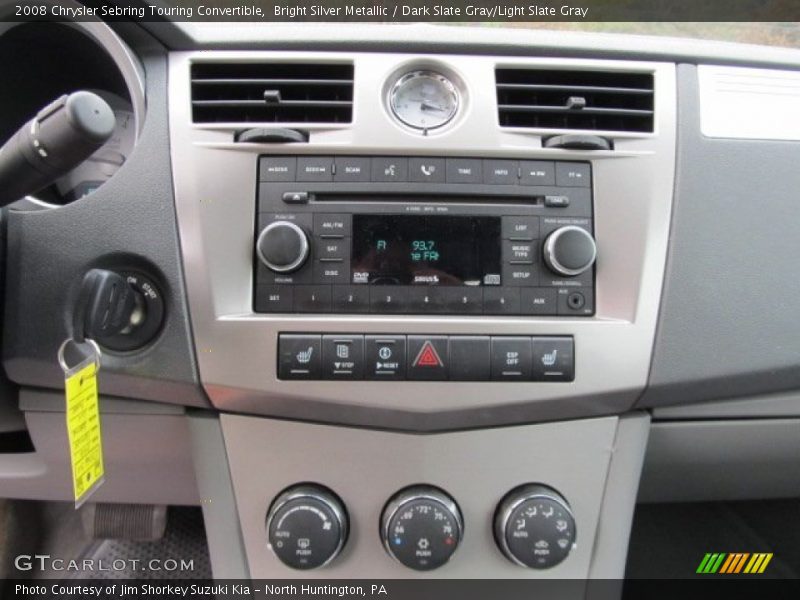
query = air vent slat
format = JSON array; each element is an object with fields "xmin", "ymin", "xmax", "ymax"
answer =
[
  {"xmin": 498, "ymin": 105, "xmax": 653, "ymax": 117},
  {"xmin": 193, "ymin": 100, "xmax": 353, "ymax": 107},
  {"xmin": 496, "ymin": 83, "xmax": 652, "ymax": 95},
  {"xmin": 193, "ymin": 79, "xmax": 353, "ymax": 86},
  {"xmin": 191, "ymin": 62, "xmax": 354, "ymax": 124},
  {"xmin": 496, "ymin": 68, "xmax": 655, "ymax": 133}
]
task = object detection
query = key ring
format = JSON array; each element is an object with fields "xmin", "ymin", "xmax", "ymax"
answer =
[{"xmin": 57, "ymin": 338, "xmax": 102, "ymax": 375}]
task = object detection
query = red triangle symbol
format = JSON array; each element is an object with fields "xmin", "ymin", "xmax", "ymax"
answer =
[{"xmin": 414, "ymin": 341, "xmax": 443, "ymax": 368}]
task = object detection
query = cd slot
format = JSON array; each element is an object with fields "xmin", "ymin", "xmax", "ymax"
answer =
[{"xmin": 313, "ymin": 193, "xmax": 544, "ymax": 205}]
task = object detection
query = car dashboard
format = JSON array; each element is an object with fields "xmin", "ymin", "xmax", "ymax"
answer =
[{"xmin": 1, "ymin": 15, "xmax": 800, "ymax": 585}]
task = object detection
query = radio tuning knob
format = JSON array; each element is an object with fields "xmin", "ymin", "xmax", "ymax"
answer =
[
  {"xmin": 543, "ymin": 226, "xmax": 597, "ymax": 277},
  {"xmin": 256, "ymin": 221, "xmax": 310, "ymax": 273}
]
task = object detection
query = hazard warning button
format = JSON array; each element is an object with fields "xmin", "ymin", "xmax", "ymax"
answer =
[{"xmin": 407, "ymin": 336, "xmax": 449, "ymax": 381}]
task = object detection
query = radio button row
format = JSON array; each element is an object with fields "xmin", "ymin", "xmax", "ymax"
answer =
[
  {"xmin": 483, "ymin": 287, "xmax": 521, "ymax": 314},
  {"xmin": 520, "ymin": 160, "xmax": 555, "ymax": 186},
  {"xmin": 297, "ymin": 156, "xmax": 333, "ymax": 182},
  {"xmin": 294, "ymin": 285, "xmax": 332, "ymax": 312},
  {"xmin": 502, "ymin": 216, "xmax": 538, "ymax": 241},
  {"xmin": 255, "ymin": 285, "xmax": 565, "ymax": 315},
  {"xmin": 331, "ymin": 286, "xmax": 370, "ymax": 313},
  {"xmin": 440, "ymin": 287, "xmax": 483, "ymax": 314},
  {"xmin": 313, "ymin": 262, "xmax": 350, "ymax": 285},
  {"xmin": 314, "ymin": 214, "xmax": 351, "ymax": 238},
  {"xmin": 370, "ymin": 287, "xmax": 408, "ymax": 313},
  {"xmin": 520, "ymin": 288, "xmax": 558, "ymax": 315},
  {"xmin": 483, "ymin": 160, "xmax": 518, "ymax": 185},
  {"xmin": 503, "ymin": 264, "xmax": 538, "ymax": 287},
  {"xmin": 371, "ymin": 157, "xmax": 408, "ymax": 182},
  {"xmin": 504, "ymin": 240, "xmax": 535, "ymax": 265},
  {"xmin": 322, "ymin": 335, "xmax": 364, "ymax": 379},
  {"xmin": 334, "ymin": 156, "xmax": 371, "ymax": 182},
  {"xmin": 315, "ymin": 238, "xmax": 349, "ymax": 261},
  {"xmin": 365, "ymin": 335, "xmax": 406, "ymax": 380},
  {"xmin": 260, "ymin": 157, "xmax": 296, "ymax": 182},
  {"xmin": 555, "ymin": 162, "xmax": 591, "ymax": 187},
  {"xmin": 255, "ymin": 285, "xmax": 294, "ymax": 312},
  {"xmin": 445, "ymin": 158, "xmax": 482, "ymax": 184},
  {"xmin": 409, "ymin": 158, "xmax": 446, "ymax": 183}
]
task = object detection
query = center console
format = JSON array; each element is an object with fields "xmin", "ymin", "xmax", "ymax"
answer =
[{"xmin": 170, "ymin": 50, "xmax": 676, "ymax": 581}]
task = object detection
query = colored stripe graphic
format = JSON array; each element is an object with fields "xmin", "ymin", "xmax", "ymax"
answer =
[
  {"xmin": 697, "ymin": 553, "xmax": 727, "ymax": 573},
  {"xmin": 699, "ymin": 552, "xmax": 773, "ymax": 574}
]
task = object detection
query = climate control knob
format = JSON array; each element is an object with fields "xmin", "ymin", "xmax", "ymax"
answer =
[
  {"xmin": 494, "ymin": 484, "xmax": 576, "ymax": 569},
  {"xmin": 543, "ymin": 226, "xmax": 597, "ymax": 277},
  {"xmin": 381, "ymin": 486, "xmax": 463, "ymax": 571},
  {"xmin": 266, "ymin": 484, "xmax": 348, "ymax": 570},
  {"xmin": 256, "ymin": 220, "xmax": 310, "ymax": 273}
]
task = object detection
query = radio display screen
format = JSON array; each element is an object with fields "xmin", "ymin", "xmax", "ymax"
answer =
[{"xmin": 351, "ymin": 214, "xmax": 501, "ymax": 286}]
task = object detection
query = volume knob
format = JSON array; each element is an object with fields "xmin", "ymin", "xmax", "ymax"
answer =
[
  {"xmin": 256, "ymin": 221, "xmax": 310, "ymax": 273},
  {"xmin": 543, "ymin": 226, "xmax": 596, "ymax": 277}
]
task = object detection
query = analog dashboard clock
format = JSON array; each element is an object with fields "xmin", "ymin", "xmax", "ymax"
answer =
[{"xmin": 389, "ymin": 70, "xmax": 460, "ymax": 131}]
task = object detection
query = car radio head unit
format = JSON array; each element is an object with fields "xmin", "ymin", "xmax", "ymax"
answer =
[{"xmin": 253, "ymin": 155, "xmax": 596, "ymax": 317}]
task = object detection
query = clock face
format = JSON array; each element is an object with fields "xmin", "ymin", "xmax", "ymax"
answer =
[{"xmin": 389, "ymin": 71, "xmax": 460, "ymax": 131}]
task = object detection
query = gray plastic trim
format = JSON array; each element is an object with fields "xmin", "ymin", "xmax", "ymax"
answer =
[
  {"xmin": 641, "ymin": 64, "xmax": 800, "ymax": 409},
  {"xmin": 188, "ymin": 413, "xmax": 249, "ymax": 579},
  {"xmin": 220, "ymin": 414, "xmax": 621, "ymax": 578},
  {"xmin": 639, "ymin": 419, "xmax": 800, "ymax": 503},
  {"xmin": 588, "ymin": 412, "xmax": 650, "ymax": 579},
  {"xmin": 652, "ymin": 391, "xmax": 800, "ymax": 420},
  {"xmin": 0, "ymin": 392, "xmax": 198, "ymax": 505},
  {"xmin": 2, "ymin": 38, "xmax": 207, "ymax": 408},
  {"xmin": 169, "ymin": 52, "xmax": 677, "ymax": 430}
]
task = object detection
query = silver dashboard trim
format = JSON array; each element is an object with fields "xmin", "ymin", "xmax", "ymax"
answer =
[
  {"xmin": 221, "ymin": 414, "xmax": 618, "ymax": 578},
  {"xmin": 168, "ymin": 52, "xmax": 677, "ymax": 430}
]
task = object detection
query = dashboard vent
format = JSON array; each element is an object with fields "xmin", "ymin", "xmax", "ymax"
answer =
[
  {"xmin": 191, "ymin": 62, "xmax": 354, "ymax": 124},
  {"xmin": 496, "ymin": 68, "xmax": 654, "ymax": 133}
]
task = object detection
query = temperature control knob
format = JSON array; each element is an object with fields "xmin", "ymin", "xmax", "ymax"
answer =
[
  {"xmin": 543, "ymin": 226, "xmax": 597, "ymax": 277},
  {"xmin": 381, "ymin": 486, "xmax": 463, "ymax": 571},
  {"xmin": 256, "ymin": 221, "xmax": 310, "ymax": 273},
  {"xmin": 495, "ymin": 484, "xmax": 576, "ymax": 569},
  {"xmin": 266, "ymin": 484, "xmax": 348, "ymax": 570}
]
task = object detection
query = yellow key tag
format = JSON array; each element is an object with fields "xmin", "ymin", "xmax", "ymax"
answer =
[{"xmin": 59, "ymin": 339, "xmax": 105, "ymax": 507}]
